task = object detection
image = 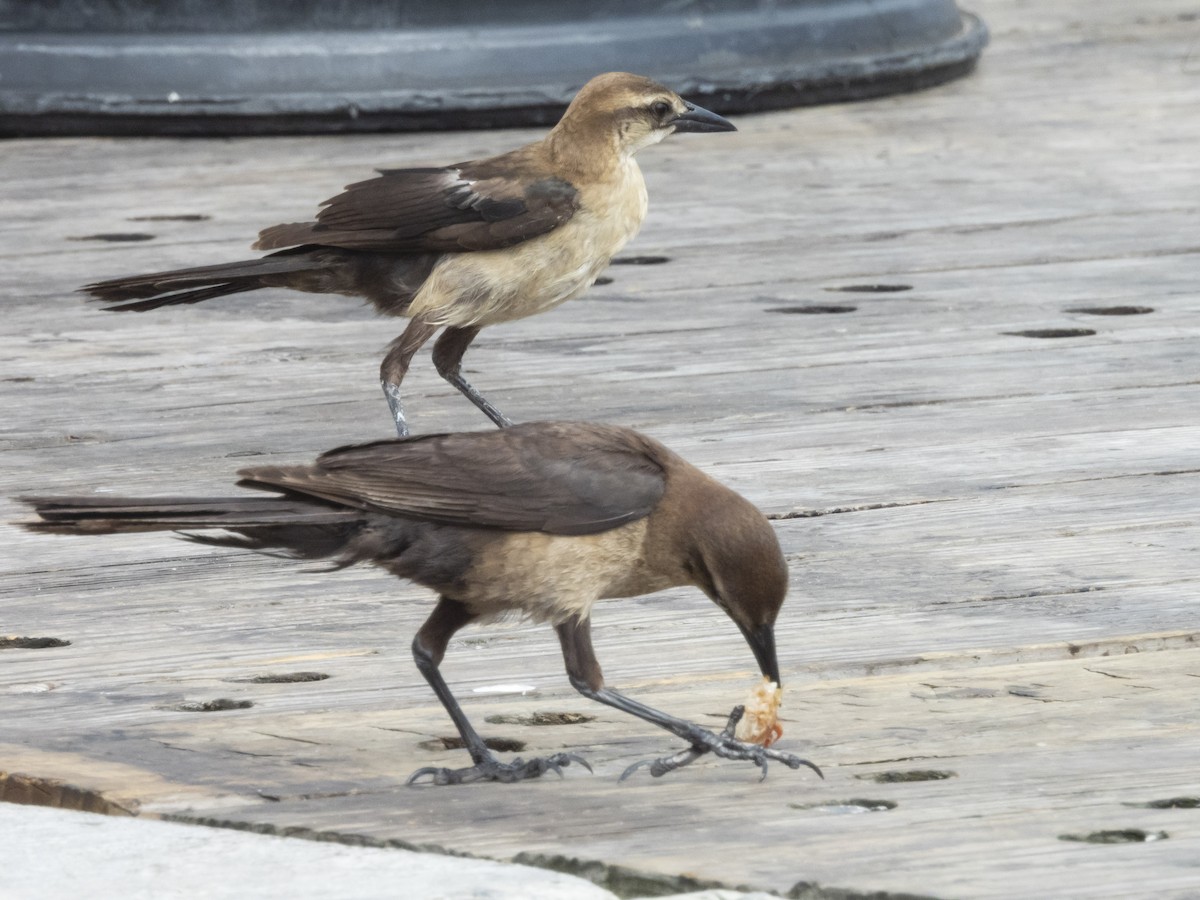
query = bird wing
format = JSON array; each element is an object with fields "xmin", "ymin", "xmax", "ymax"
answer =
[
  {"xmin": 253, "ymin": 154, "xmax": 580, "ymax": 254},
  {"xmin": 237, "ymin": 423, "xmax": 667, "ymax": 536}
]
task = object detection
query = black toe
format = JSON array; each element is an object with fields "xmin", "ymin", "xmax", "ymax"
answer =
[{"xmin": 406, "ymin": 752, "xmax": 591, "ymax": 787}]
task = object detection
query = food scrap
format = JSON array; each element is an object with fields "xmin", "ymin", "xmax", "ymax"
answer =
[{"xmin": 734, "ymin": 676, "xmax": 783, "ymax": 746}]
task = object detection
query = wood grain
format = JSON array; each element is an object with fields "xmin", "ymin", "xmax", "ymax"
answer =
[{"xmin": 3, "ymin": 1, "xmax": 1199, "ymax": 896}]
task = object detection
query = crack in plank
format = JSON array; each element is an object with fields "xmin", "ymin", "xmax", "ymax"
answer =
[{"xmin": 768, "ymin": 498, "xmax": 957, "ymax": 519}]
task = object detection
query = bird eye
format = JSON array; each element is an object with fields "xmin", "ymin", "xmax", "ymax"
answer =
[{"xmin": 651, "ymin": 100, "xmax": 672, "ymax": 120}]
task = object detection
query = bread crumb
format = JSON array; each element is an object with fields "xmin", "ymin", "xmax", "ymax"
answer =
[{"xmin": 734, "ymin": 676, "xmax": 783, "ymax": 746}]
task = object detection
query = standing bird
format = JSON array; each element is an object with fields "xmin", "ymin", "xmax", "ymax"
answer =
[
  {"xmin": 21, "ymin": 422, "xmax": 820, "ymax": 785},
  {"xmin": 82, "ymin": 73, "xmax": 736, "ymax": 436}
]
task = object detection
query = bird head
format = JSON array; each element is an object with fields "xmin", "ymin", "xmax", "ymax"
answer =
[
  {"xmin": 688, "ymin": 489, "xmax": 788, "ymax": 686},
  {"xmin": 553, "ymin": 72, "xmax": 736, "ymax": 161}
]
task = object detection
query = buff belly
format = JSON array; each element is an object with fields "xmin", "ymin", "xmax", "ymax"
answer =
[
  {"xmin": 457, "ymin": 519, "xmax": 682, "ymax": 624},
  {"xmin": 405, "ymin": 162, "xmax": 648, "ymax": 329}
]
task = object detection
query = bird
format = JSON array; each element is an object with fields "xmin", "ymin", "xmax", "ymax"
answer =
[
  {"xmin": 81, "ymin": 73, "xmax": 737, "ymax": 437},
  {"xmin": 21, "ymin": 421, "xmax": 821, "ymax": 786}
]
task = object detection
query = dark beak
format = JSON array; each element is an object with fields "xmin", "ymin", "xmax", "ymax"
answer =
[
  {"xmin": 672, "ymin": 101, "xmax": 736, "ymax": 134},
  {"xmin": 740, "ymin": 623, "xmax": 781, "ymax": 686}
]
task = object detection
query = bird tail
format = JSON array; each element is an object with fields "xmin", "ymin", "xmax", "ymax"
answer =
[
  {"xmin": 80, "ymin": 253, "xmax": 320, "ymax": 312},
  {"xmin": 18, "ymin": 494, "xmax": 364, "ymax": 561}
]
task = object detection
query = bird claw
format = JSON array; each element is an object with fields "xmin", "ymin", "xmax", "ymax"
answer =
[
  {"xmin": 560, "ymin": 753, "xmax": 594, "ymax": 773},
  {"xmin": 706, "ymin": 736, "xmax": 823, "ymax": 780},
  {"xmin": 406, "ymin": 752, "xmax": 591, "ymax": 786},
  {"xmin": 619, "ymin": 746, "xmax": 705, "ymax": 782},
  {"xmin": 619, "ymin": 705, "xmax": 823, "ymax": 782}
]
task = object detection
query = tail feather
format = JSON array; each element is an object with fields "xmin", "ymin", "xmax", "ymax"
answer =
[
  {"xmin": 99, "ymin": 282, "xmax": 261, "ymax": 312},
  {"xmin": 20, "ymin": 495, "xmax": 357, "ymax": 534},
  {"xmin": 20, "ymin": 494, "xmax": 369, "ymax": 565},
  {"xmin": 81, "ymin": 254, "xmax": 320, "ymax": 311},
  {"xmin": 179, "ymin": 525, "xmax": 363, "ymax": 564}
]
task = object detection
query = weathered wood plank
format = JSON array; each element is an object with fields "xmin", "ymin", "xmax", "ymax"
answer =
[{"xmin": 3, "ymin": 0, "xmax": 1200, "ymax": 896}]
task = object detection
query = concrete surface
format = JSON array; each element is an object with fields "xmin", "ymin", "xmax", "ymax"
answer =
[
  {"xmin": 0, "ymin": 802, "xmax": 777, "ymax": 900},
  {"xmin": 0, "ymin": 802, "xmax": 616, "ymax": 900}
]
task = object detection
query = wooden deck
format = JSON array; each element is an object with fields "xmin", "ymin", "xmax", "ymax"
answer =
[{"xmin": 3, "ymin": 0, "xmax": 1199, "ymax": 896}]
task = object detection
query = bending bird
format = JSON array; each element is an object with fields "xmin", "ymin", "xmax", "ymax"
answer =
[
  {"xmin": 81, "ymin": 73, "xmax": 736, "ymax": 436},
  {"xmin": 21, "ymin": 421, "xmax": 820, "ymax": 785}
]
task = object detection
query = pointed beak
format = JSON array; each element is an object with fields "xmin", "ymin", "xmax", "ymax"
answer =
[
  {"xmin": 740, "ymin": 623, "xmax": 781, "ymax": 686},
  {"xmin": 671, "ymin": 101, "xmax": 737, "ymax": 134}
]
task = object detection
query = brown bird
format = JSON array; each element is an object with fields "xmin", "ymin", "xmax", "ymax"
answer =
[
  {"xmin": 82, "ymin": 73, "xmax": 736, "ymax": 436},
  {"xmin": 21, "ymin": 421, "xmax": 820, "ymax": 785}
]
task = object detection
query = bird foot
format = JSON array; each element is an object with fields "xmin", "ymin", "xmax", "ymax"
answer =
[
  {"xmin": 407, "ymin": 752, "xmax": 592, "ymax": 786},
  {"xmin": 619, "ymin": 706, "xmax": 823, "ymax": 782}
]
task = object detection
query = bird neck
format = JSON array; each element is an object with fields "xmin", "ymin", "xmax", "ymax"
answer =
[{"xmin": 544, "ymin": 117, "xmax": 629, "ymax": 183}]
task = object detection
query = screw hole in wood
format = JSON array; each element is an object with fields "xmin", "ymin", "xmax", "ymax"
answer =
[
  {"xmin": 68, "ymin": 233, "xmax": 156, "ymax": 242},
  {"xmin": 1066, "ymin": 306, "xmax": 1153, "ymax": 316},
  {"xmin": 171, "ymin": 698, "xmax": 254, "ymax": 712},
  {"xmin": 0, "ymin": 637, "xmax": 70, "ymax": 650},
  {"xmin": 1126, "ymin": 797, "xmax": 1199, "ymax": 809},
  {"xmin": 790, "ymin": 798, "xmax": 898, "ymax": 813},
  {"xmin": 1003, "ymin": 328, "xmax": 1096, "ymax": 339},
  {"xmin": 1059, "ymin": 829, "xmax": 1168, "ymax": 844},
  {"xmin": 857, "ymin": 769, "xmax": 957, "ymax": 783},
  {"xmin": 825, "ymin": 284, "xmax": 912, "ymax": 293},
  {"xmin": 224, "ymin": 672, "xmax": 330, "ymax": 684},
  {"xmin": 611, "ymin": 255, "xmax": 669, "ymax": 265},
  {"xmin": 765, "ymin": 304, "xmax": 857, "ymax": 315},
  {"xmin": 484, "ymin": 712, "xmax": 595, "ymax": 726}
]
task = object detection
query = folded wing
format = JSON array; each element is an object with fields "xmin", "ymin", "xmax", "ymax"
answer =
[
  {"xmin": 238, "ymin": 423, "xmax": 666, "ymax": 536},
  {"xmin": 254, "ymin": 153, "xmax": 580, "ymax": 254}
]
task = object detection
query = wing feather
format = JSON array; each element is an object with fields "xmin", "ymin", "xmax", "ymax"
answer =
[
  {"xmin": 237, "ymin": 423, "xmax": 666, "ymax": 536},
  {"xmin": 253, "ymin": 153, "xmax": 580, "ymax": 254}
]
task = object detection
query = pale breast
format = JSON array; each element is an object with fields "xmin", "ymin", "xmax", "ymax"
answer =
[
  {"xmin": 407, "ymin": 161, "xmax": 649, "ymax": 329},
  {"xmin": 456, "ymin": 517, "xmax": 684, "ymax": 624}
]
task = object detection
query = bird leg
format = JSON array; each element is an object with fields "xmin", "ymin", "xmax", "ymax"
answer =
[
  {"xmin": 556, "ymin": 616, "xmax": 822, "ymax": 782},
  {"xmin": 407, "ymin": 597, "xmax": 590, "ymax": 786},
  {"xmin": 431, "ymin": 326, "xmax": 515, "ymax": 429},
  {"xmin": 380, "ymin": 319, "xmax": 438, "ymax": 437}
]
